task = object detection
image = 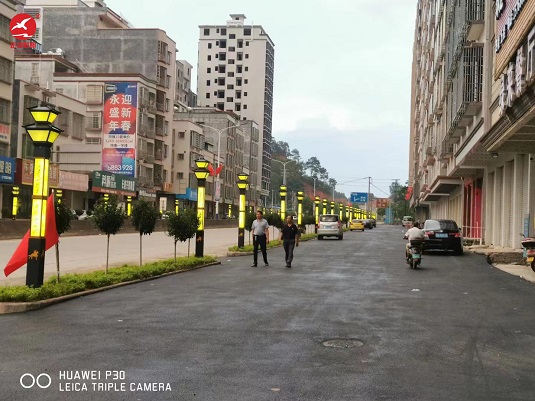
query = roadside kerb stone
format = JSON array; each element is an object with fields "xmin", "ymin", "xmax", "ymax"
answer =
[{"xmin": 0, "ymin": 261, "xmax": 221, "ymax": 314}]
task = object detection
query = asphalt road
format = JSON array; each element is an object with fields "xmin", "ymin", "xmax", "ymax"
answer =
[{"xmin": 1, "ymin": 225, "xmax": 535, "ymax": 400}]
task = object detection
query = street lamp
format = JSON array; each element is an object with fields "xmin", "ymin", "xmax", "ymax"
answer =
[
  {"xmin": 272, "ymin": 159, "xmax": 295, "ymax": 185},
  {"xmin": 339, "ymin": 202, "xmax": 343, "ymax": 221},
  {"xmin": 126, "ymin": 196, "xmax": 132, "ymax": 217},
  {"xmin": 297, "ymin": 191, "xmax": 304, "ymax": 226},
  {"xmin": 237, "ymin": 172, "xmax": 249, "ymax": 248},
  {"xmin": 330, "ymin": 201, "xmax": 335, "ymax": 215},
  {"xmin": 12, "ymin": 186, "xmax": 19, "ymax": 220},
  {"xmin": 199, "ymin": 123, "xmax": 244, "ymax": 220},
  {"xmin": 23, "ymin": 105, "xmax": 63, "ymax": 287},
  {"xmin": 194, "ymin": 157, "xmax": 210, "ymax": 257},
  {"xmin": 279, "ymin": 185, "xmax": 287, "ymax": 220},
  {"xmin": 322, "ymin": 198, "xmax": 327, "ymax": 215},
  {"xmin": 175, "ymin": 199, "xmax": 179, "ymax": 215},
  {"xmin": 314, "ymin": 196, "xmax": 320, "ymax": 233}
]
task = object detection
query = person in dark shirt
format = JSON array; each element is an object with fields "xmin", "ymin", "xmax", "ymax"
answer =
[{"xmin": 279, "ymin": 215, "xmax": 300, "ymax": 268}]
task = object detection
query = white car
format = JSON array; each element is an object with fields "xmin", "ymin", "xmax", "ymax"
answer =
[{"xmin": 317, "ymin": 214, "xmax": 343, "ymax": 240}]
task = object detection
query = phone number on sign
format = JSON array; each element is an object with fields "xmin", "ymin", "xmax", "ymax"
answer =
[{"xmin": 106, "ymin": 165, "xmax": 134, "ymax": 172}]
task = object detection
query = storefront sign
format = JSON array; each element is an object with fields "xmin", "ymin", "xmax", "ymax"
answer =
[
  {"xmin": 0, "ymin": 123, "xmax": 9, "ymax": 143},
  {"xmin": 17, "ymin": 159, "xmax": 59, "ymax": 187},
  {"xmin": 92, "ymin": 170, "xmax": 136, "ymax": 196},
  {"xmin": 0, "ymin": 155, "xmax": 15, "ymax": 184},
  {"xmin": 102, "ymin": 82, "xmax": 137, "ymax": 177},
  {"xmin": 499, "ymin": 24, "xmax": 535, "ymax": 115},
  {"xmin": 163, "ymin": 182, "xmax": 173, "ymax": 192},
  {"xmin": 138, "ymin": 189, "xmax": 156, "ymax": 199},
  {"xmin": 176, "ymin": 188, "xmax": 197, "ymax": 201},
  {"xmin": 59, "ymin": 171, "xmax": 89, "ymax": 192},
  {"xmin": 495, "ymin": 0, "xmax": 535, "ymax": 77}
]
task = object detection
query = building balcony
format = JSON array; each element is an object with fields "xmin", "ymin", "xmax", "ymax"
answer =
[
  {"xmin": 138, "ymin": 177, "xmax": 154, "ymax": 188},
  {"xmin": 155, "ymin": 149, "xmax": 163, "ymax": 161},
  {"xmin": 158, "ymin": 52, "xmax": 167, "ymax": 63},
  {"xmin": 156, "ymin": 102, "xmax": 165, "ymax": 112},
  {"xmin": 155, "ymin": 126, "xmax": 164, "ymax": 137}
]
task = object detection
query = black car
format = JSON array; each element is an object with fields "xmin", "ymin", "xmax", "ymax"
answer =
[{"xmin": 422, "ymin": 219, "xmax": 463, "ymax": 255}]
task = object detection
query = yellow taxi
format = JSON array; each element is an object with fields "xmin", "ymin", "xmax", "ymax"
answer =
[{"xmin": 349, "ymin": 219, "xmax": 365, "ymax": 231}]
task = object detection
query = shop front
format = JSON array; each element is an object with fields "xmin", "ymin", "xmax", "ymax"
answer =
[
  {"xmin": 0, "ymin": 156, "xmax": 16, "ymax": 219},
  {"xmin": 58, "ymin": 171, "xmax": 89, "ymax": 210},
  {"xmin": 176, "ymin": 187, "xmax": 197, "ymax": 211},
  {"xmin": 90, "ymin": 171, "xmax": 136, "ymax": 210}
]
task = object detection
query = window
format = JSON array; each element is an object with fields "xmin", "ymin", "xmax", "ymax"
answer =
[
  {"xmin": 244, "ymin": 105, "xmax": 248, "ymax": 109},
  {"xmin": 221, "ymin": 28, "xmax": 227, "ymax": 35},
  {"xmin": 177, "ymin": 172, "xmax": 184, "ymax": 179},
  {"xmin": 207, "ymin": 67, "xmax": 211, "ymax": 73},
  {"xmin": 227, "ymin": 97, "xmax": 234, "ymax": 102},
  {"xmin": 235, "ymin": 104, "xmax": 241, "ymax": 111},
  {"xmin": 245, "ymin": 67, "xmax": 249, "ymax": 72},
  {"xmin": 228, "ymin": 72, "xmax": 234, "ymax": 77},
  {"xmin": 204, "ymin": 28, "xmax": 210, "ymax": 35},
  {"xmin": 237, "ymin": 65, "xmax": 242, "ymax": 73},
  {"xmin": 229, "ymin": 33, "xmax": 235, "ymax": 39},
  {"xmin": 228, "ymin": 47, "xmax": 235, "ymax": 52},
  {"xmin": 0, "ymin": 98, "xmax": 10, "ymax": 124},
  {"xmin": 237, "ymin": 53, "xmax": 243, "ymax": 61},
  {"xmin": 236, "ymin": 78, "xmax": 242, "ymax": 86},
  {"xmin": 236, "ymin": 91, "xmax": 242, "ymax": 99},
  {"xmin": 207, "ymin": 55, "xmax": 211, "ymax": 61},
  {"xmin": 228, "ymin": 59, "xmax": 235, "ymax": 64},
  {"xmin": 218, "ymin": 78, "xmax": 225, "ymax": 85},
  {"xmin": 244, "ymin": 79, "xmax": 248, "ymax": 84},
  {"xmin": 216, "ymin": 103, "xmax": 224, "ymax": 111},
  {"xmin": 227, "ymin": 84, "xmax": 234, "ymax": 89},
  {"xmin": 244, "ymin": 92, "xmax": 248, "ymax": 96},
  {"xmin": 246, "ymin": 41, "xmax": 249, "ymax": 46},
  {"xmin": 206, "ymin": 80, "xmax": 211, "ymax": 86},
  {"xmin": 217, "ymin": 91, "xmax": 225, "ymax": 98},
  {"xmin": 219, "ymin": 53, "xmax": 226, "ymax": 61},
  {"xmin": 0, "ymin": 57, "xmax": 12, "ymax": 84},
  {"xmin": 178, "ymin": 153, "xmax": 184, "ymax": 160},
  {"xmin": 245, "ymin": 54, "xmax": 249, "ymax": 59},
  {"xmin": 244, "ymin": 28, "xmax": 251, "ymax": 36},
  {"xmin": 208, "ymin": 42, "xmax": 212, "ymax": 49},
  {"xmin": 219, "ymin": 40, "xmax": 226, "ymax": 48},
  {"xmin": 0, "ymin": 15, "xmax": 10, "ymax": 42},
  {"xmin": 237, "ymin": 40, "xmax": 243, "ymax": 48},
  {"xmin": 179, "ymin": 131, "xmax": 185, "ymax": 139},
  {"xmin": 86, "ymin": 85, "xmax": 104, "ymax": 104},
  {"xmin": 72, "ymin": 113, "xmax": 84, "ymax": 140},
  {"xmin": 86, "ymin": 111, "xmax": 102, "ymax": 130},
  {"xmin": 206, "ymin": 93, "xmax": 210, "ymax": 98},
  {"xmin": 219, "ymin": 65, "xmax": 226, "ymax": 73}
]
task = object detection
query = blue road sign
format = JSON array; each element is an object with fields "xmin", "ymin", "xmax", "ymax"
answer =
[{"xmin": 350, "ymin": 192, "xmax": 368, "ymax": 203}]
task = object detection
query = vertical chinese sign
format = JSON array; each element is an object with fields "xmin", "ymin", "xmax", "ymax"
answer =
[{"xmin": 102, "ymin": 82, "xmax": 137, "ymax": 177}]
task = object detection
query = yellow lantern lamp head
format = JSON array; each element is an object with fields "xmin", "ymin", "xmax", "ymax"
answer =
[
  {"xmin": 24, "ymin": 123, "xmax": 63, "ymax": 145},
  {"xmin": 194, "ymin": 157, "xmax": 210, "ymax": 180},
  {"xmin": 279, "ymin": 185, "xmax": 287, "ymax": 197},
  {"xmin": 297, "ymin": 191, "xmax": 304, "ymax": 201},
  {"xmin": 194, "ymin": 169, "xmax": 210, "ymax": 180},
  {"xmin": 314, "ymin": 196, "xmax": 320, "ymax": 205},
  {"xmin": 12, "ymin": 186, "xmax": 20, "ymax": 195},
  {"xmin": 323, "ymin": 198, "xmax": 327, "ymax": 205},
  {"xmin": 237, "ymin": 172, "xmax": 249, "ymax": 189},
  {"xmin": 29, "ymin": 105, "xmax": 60, "ymax": 124},
  {"xmin": 194, "ymin": 157, "xmax": 210, "ymax": 170}
]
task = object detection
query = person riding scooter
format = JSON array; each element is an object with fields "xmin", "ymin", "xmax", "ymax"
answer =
[{"xmin": 404, "ymin": 222, "xmax": 424, "ymax": 260}]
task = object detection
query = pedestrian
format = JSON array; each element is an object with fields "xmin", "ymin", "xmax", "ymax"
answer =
[
  {"xmin": 279, "ymin": 215, "xmax": 300, "ymax": 268},
  {"xmin": 251, "ymin": 210, "xmax": 270, "ymax": 267}
]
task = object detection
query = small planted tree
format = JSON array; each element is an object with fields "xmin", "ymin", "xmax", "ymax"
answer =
[
  {"xmin": 54, "ymin": 200, "xmax": 72, "ymax": 282},
  {"xmin": 131, "ymin": 199, "xmax": 160, "ymax": 266},
  {"xmin": 91, "ymin": 195, "xmax": 127, "ymax": 273},
  {"xmin": 166, "ymin": 208, "xmax": 199, "ymax": 259},
  {"xmin": 244, "ymin": 212, "xmax": 256, "ymax": 245},
  {"xmin": 266, "ymin": 212, "xmax": 283, "ymax": 241}
]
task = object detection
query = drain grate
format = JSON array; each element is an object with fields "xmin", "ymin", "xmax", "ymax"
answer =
[{"xmin": 322, "ymin": 339, "xmax": 364, "ymax": 348}]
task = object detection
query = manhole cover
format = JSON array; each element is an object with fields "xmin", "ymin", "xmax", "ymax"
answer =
[{"xmin": 322, "ymin": 339, "xmax": 364, "ymax": 348}]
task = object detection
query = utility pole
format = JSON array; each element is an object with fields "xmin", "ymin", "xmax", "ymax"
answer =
[{"xmin": 367, "ymin": 177, "xmax": 371, "ymax": 217}]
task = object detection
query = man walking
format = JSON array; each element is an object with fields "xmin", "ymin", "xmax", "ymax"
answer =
[
  {"xmin": 279, "ymin": 215, "xmax": 300, "ymax": 268},
  {"xmin": 251, "ymin": 210, "xmax": 270, "ymax": 267}
]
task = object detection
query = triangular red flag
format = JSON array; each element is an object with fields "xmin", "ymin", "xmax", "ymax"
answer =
[
  {"xmin": 216, "ymin": 165, "xmax": 223, "ymax": 175},
  {"xmin": 4, "ymin": 194, "xmax": 59, "ymax": 277},
  {"xmin": 208, "ymin": 163, "xmax": 215, "ymax": 176}
]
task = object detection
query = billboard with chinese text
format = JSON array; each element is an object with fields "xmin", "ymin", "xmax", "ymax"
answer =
[{"xmin": 102, "ymin": 82, "xmax": 137, "ymax": 177}]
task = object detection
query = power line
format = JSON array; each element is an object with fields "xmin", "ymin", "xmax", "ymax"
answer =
[{"xmin": 371, "ymin": 183, "xmax": 390, "ymax": 197}]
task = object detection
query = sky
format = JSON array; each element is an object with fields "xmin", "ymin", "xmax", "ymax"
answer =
[{"xmin": 105, "ymin": 0, "xmax": 417, "ymax": 198}]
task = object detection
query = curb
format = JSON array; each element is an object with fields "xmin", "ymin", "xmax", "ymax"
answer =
[{"xmin": 0, "ymin": 261, "xmax": 221, "ymax": 314}]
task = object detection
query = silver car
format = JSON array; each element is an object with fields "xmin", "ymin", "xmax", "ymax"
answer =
[{"xmin": 317, "ymin": 214, "xmax": 343, "ymax": 240}]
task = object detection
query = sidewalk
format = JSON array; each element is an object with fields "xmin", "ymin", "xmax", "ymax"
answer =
[{"xmin": 466, "ymin": 245, "xmax": 535, "ymax": 283}]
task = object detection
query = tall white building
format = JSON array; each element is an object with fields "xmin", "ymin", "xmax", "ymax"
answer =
[{"xmin": 197, "ymin": 14, "xmax": 274, "ymax": 206}]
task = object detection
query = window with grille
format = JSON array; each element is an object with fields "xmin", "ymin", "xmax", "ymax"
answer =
[
  {"xmin": 0, "ymin": 98, "xmax": 10, "ymax": 124},
  {"xmin": 0, "ymin": 57, "xmax": 12, "ymax": 84},
  {"xmin": 72, "ymin": 113, "xmax": 84, "ymax": 139},
  {"xmin": 86, "ymin": 85, "xmax": 103, "ymax": 104},
  {"xmin": 23, "ymin": 96, "xmax": 39, "ymax": 124},
  {"xmin": 85, "ymin": 137, "xmax": 101, "ymax": 145},
  {"xmin": 0, "ymin": 15, "xmax": 9, "ymax": 42},
  {"xmin": 86, "ymin": 112, "xmax": 102, "ymax": 130}
]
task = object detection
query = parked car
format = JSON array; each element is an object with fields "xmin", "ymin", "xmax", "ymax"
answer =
[
  {"xmin": 370, "ymin": 218, "xmax": 377, "ymax": 228},
  {"xmin": 362, "ymin": 219, "xmax": 374, "ymax": 229},
  {"xmin": 402, "ymin": 216, "xmax": 414, "ymax": 226},
  {"xmin": 349, "ymin": 219, "xmax": 365, "ymax": 231},
  {"xmin": 317, "ymin": 214, "xmax": 343, "ymax": 240},
  {"xmin": 422, "ymin": 219, "xmax": 463, "ymax": 255}
]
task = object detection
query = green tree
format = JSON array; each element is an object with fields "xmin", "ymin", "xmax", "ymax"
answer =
[
  {"xmin": 54, "ymin": 200, "xmax": 72, "ymax": 282},
  {"xmin": 91, "ymin": 195, "xmax": 127, "ymax": 273},
  {"xmin": 131, "ymin": 199, "xmax": 160, "ymax": 266},
  {"xmin": 389, "ymin": 181, "xmax": 412, "ymax": 222},
  {"xmin": 166, "ymin": 208, "xmax": 199, "ymax": 259}
]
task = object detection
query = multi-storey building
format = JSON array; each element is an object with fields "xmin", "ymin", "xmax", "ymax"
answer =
[
  {"xmin": 197, "ymin": 14, "xmax": 274, "ymax": 206},
  {"xmin": 410, "ymin": 0, "xmax": 535, "ymax": 248},
  {"xmin": 175, "ymin": 60, "xmax": 196, "ymax": 111}
]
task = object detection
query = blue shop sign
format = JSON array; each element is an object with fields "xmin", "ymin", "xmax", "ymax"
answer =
[
  {"xmin": 0, "ymin": 156, "xmax": 15, "ymax": 184},
  {"xmin": 176, "ymin": 188, "xmax": 198, "ymax": 201}
]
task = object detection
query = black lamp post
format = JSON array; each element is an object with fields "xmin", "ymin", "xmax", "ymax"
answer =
[
  {"xmin": 194, "ymin": 158, "xmax": 210, "ymax": 257},
  {"xmin": 237, "ymin": 172, "xmax": 249, "ymax": 248},
  {"xmin": 23, "ymin": 105, "xmax": 63, "ymax": 287}
]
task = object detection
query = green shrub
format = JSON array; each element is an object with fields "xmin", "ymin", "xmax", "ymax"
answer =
[{"xmin": 0, "ymin": 256, "xmax": 217, "ymax": 303}]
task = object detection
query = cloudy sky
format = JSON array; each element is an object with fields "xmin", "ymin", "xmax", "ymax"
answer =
[{"xmin": 105, "ymin": 0, "xmax": 417, "ymax": 197}]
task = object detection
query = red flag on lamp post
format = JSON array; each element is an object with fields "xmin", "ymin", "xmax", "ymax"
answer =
[{"xmin": 3, "ymin": 194, "xmax": 59, "ymax": 277}]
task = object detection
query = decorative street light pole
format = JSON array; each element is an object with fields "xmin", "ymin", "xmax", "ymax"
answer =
[
  {"xmin": 297, "ymin": 191, "xmax": 304, "ymax": 227},
  {"xmin": 194, "ymin": 158, "xmax": 210, "ymax": 257},
  {"xmin": 280, "ymin": 185, "xmax": 287, "ymax": 221},
  {"xmin": 330, "ymin": 201, "xmax": 335, "ymax": 215},
  {"xmin": 23, "ymin": 105, "xmax": 63, "ymax": 287},
  {"xmin": 314, "ymin": 196, "xmax": 320, "ymax": 233},
  {"xmin": 322, "ymin": 198, "xmax": 327, "ymax": 215},
  {"xmin": 350, "ymin": 206, "xmax": 353, "ymax": 220},
  {"xmin": 11, "ymin": 186, "xmax": 19, "ymax": 220},
  {"xmin": 199, "ymin": 123, "xmax": 244, "ymax": 220},
  {"xmin": 126, "ymin": 196, "xmax": 132, "ymax": 217},
  {"xmin": 339, "ymin": 202, "xmax": 343, "ymax": 221},
  {"xmin": 237, "ymin": 172, "xmax": 249, "ymax": 248},
  {"xmin": 175, "ymin": 199, "xmax": 179, "ymax": 215}
]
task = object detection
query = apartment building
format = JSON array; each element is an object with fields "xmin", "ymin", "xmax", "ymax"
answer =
[
  {"xmin": 409, "ymin": 0, "xmax": 535, "ymax": 248},
  {"xmin": 175, "ymin": 60, "xmax": 196, "ymax": 111},
  {"xmin": 197, "ymin": 14, "xmax": 274, "ymax": 206}
]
